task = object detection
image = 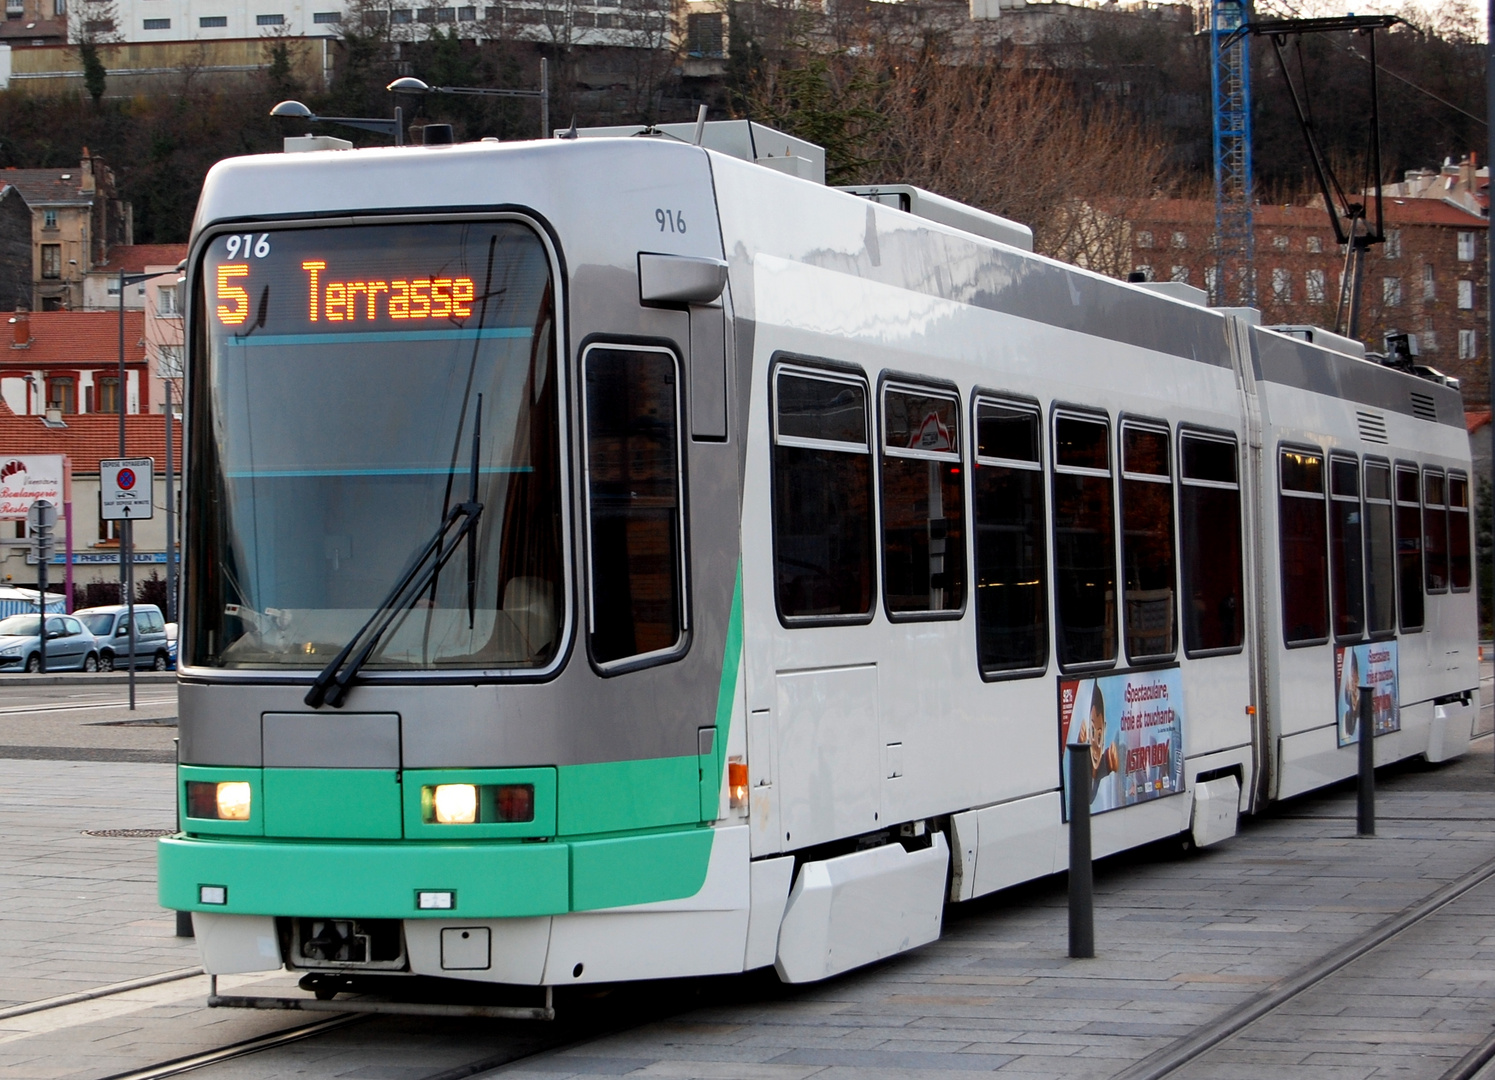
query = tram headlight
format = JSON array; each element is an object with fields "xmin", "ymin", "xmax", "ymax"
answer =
[
  {"xmin": 433, "ymin": 783, "xmax": 478, "ymax": 824},
  {"xmin": 185, "ymin": 780, "xmax": 252, "ymax": 820}
]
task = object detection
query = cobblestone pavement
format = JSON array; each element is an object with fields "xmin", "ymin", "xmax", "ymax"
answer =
[{"xmin": 0, "ymin": 691, "xmax": 1491, "ymax": 1078}]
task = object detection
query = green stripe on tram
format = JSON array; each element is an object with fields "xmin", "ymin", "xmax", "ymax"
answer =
[{"xmin": 159, "ymin": 562, "xmax": 747, "ymax": 919}]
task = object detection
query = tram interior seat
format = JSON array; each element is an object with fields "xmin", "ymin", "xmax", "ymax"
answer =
[{"xmin": 1125, "ymin": 588, "xmax": 1173, "ymax": 657}]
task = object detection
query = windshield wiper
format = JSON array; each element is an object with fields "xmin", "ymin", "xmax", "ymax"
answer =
[{"xmin": 305, "ymin": 404, "xmax": 484, "ymax": 709}]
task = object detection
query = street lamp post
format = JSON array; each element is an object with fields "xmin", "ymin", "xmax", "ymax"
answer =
[
  {"xmin": 387, "ymin": 58, "xmax": 550, "ymax": 140},
  {"xmin": 269, "ymin": 100, "xmax": 405, "ymax": 145}
]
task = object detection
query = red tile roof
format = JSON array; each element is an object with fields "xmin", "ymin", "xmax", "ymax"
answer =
[
  {"xmin": 1469, "ymin": 410, "xmax": 1491, "ymax": 434},
  {"xmin": 3, "ymin": 311, "xmax": 146, "ymax": 366},
  {"xmin": 95, "ymin": 245, "xmax": 189, "ymax": 275},
  {"xmin": 0, "ymin": 410, "xmax": 180, "ymax": 474}
]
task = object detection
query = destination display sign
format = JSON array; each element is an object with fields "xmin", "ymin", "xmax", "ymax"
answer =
[{"xmin": 206, "ymin": 228, "xmax": 499, "ymax": 336}]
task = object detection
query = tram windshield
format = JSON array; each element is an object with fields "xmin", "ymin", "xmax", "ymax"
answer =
[{"xmin": 187, "ymin": 220, "xmax": 562, "ymax": 671}]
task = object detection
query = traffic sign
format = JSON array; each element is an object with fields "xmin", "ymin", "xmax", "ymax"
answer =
[{"xmin": 101, "ymin": 458, "xmax": 155, "ymax": 520}]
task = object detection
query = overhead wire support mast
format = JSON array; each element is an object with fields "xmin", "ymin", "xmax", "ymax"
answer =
[
  {"xmin": 1210, "ymin": 0, "xmax": 1255, "ymax": 308},
  {"xmin": 1222, "ymin": 14, "xmax": 1401, "ymax": 339}
]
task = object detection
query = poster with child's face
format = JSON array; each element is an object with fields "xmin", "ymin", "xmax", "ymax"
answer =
[
  {"xmin": 1335, "ymin": 641, "xmax": 1399, "ymax": 747},
  {"xmin": 1058, "ymin": 667, "xmax": 1185, "ymax": 819}
]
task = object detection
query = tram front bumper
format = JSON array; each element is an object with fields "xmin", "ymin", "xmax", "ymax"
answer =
[{"xmin": 158, "ymin": 827, "xmax": 715, "ymax": 919}]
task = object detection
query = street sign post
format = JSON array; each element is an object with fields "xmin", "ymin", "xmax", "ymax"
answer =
[
  {"xmin": 26, "ymin": 499, "xmax": 56, "ymax": 673},
  {"xmin": 101, "ymin": 458, "xmax": 153, "ymax": 709}
]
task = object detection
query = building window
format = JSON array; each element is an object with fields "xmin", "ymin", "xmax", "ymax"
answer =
[
  {"xmin": 143, "ymin": 16, "xmax": 169, "ymax": 27},
  {"xmin": 1133, "ymin": 264, "xmax": 1152, "ymax": 282},
  {"xmin": 41, "ymin": 244, "xmax": 61, "ymax": 279},
  {"xmin": 156, "ymin": 345, "xmax": 184, "ymax": 379},
  {"xmin": 1052, "ymin": 412, "xmax": 1117, "ymax": 669},
  {"xmin": 880, "ymin": 385, "xmax": 965, "ymax": 618},
  {"xmin": 255, "ymin": 12, "xmax": 284, "ymax": 23},
  {"xmin": 1384, "ymin": 229, "xmax": 1401, "ymax": 258},
  {"xmin": 436, "ymin": 6, "xmax": 454, "ymax": 18},
  {"xmin": 312, "ymin": 9, "xmax": 339, "ymax": 19},
  {"xmin": 1459, "ymin": 329, "xmax": 1477, "ymax": 360},
  {"xmin": 96, "ymin": 376, "xmax": 119, "ymax": 414},
  {"xmin": 1457, "ymin": 231, "xmax": 1476, "ymax": 261},
  {"xmin": 1272, "ymin": 267, "xmax": 1291, "ymax": 302},
  {"xmin": 54, "ymin": 0, "xmax": 64, "ymax": 14},
  {"xmin": 1135, "ymin": 230, "xmax": 1153, "ymax": 249},
  {"xmin": 973, "ymin": 399, "xmax": 1046, "ymax": 676},
  {"xmin": 42, "ymin": 209, "xmax": 57, "ymax": 229},
  {"xmin": 773, "ymin": 366, "xmax": 875, "ymax": 622},
  {"xmin": 456, "ymin": 4, "xmax": 474, "ymax": 16},
  {"xmin": 157, "ymin": 285, "xmax": 178, "ymax": 315},
  {"xmin": 46, "ymin": 376, "xmax": 75, "ymax": 414},
  {"xmin": 686, "ymin": 10, "xmax": 723, "ymax": 56},
  {"xmin": 1305, "ymin": 269, "xmax": 1325, "ymax": 304},
  {"xmin": 583, "ymin": 345, "xmax": 684, "ymax": 665},
  {"xmin": 1204, "ymin": 266, "xmax": 1218, "ymax": 304},
  {"xmin": 1280, "ymin": 447, "xmax": 1328, "ymax": 646},
  {"xmin": 391, "ymin": 8, "xmax": 412, "ymax": 21},
  {"xmin": 1382, "ymin": 277, "xmax": 1401, "ymax": 307},
  {"xmin": 1272, "ymin": 234, "xmax": 1289, "ymax": 251},
  {"xmin": 1166, "ymin": 265, "xmax": 1187, "ymax": 283},
  {"xmin": 1171, "ymin": 231, "xmax": 1188, "ymax": 250},
  {"xmin": 1306, "ymin": 236, "xmax": 1322, "ymax": 254},
  {"xmin": 1422, "ymin": 265, "xmax": 1435, "ymax": 301},
  {"xmin": 417, "ymin": 5, "xmax": 433, "ymax": 19},
  {"xmin": 1458, "ymin": 279, "xmax": 1474, "ymax": 309},
  {"xmin": 199, "ymin": 14, "xmax": 226, "ymax": 24},
  {"xmin": 84, "ymin": 17, "xmax": 113, "ymax": 31}
]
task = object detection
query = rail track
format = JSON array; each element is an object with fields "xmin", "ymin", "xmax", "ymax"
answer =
[{"xmin": 1116, "ymin": 851, "xmax": 1495, "ymax": 1080}]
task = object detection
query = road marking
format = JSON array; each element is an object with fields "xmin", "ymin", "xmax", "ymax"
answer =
[{"xmin": 0, "ymin": 698, "xmax": 175, "ymax": 716}]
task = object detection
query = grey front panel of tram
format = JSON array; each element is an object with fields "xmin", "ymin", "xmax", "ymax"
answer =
[{"xmin": 262, "ymin": 712, "xmax": 401, "ymax": 768}]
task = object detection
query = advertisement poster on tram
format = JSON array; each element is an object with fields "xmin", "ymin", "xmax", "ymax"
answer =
[
  {"xmin": 1059, "ymin": 667, "xmax": 1185, "ymax": 819},
  {"xmin": 1335, "ymin": 641, "xmax": 1399, "ymax": 747}
]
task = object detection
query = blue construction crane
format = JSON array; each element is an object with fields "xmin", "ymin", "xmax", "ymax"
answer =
[{"xmin": 1210, "ymin": 0, "xmax": 1254, "ymax": 307}]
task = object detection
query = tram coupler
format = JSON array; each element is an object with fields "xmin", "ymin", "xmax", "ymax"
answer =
[{"xmin": 1067, "ymin": 743, "xmax": 1095, "ymax": 959}]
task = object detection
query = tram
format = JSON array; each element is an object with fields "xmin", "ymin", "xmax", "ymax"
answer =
[{"xmin": 160, "ymin": 122, "xmax": 1478, "ymax": 990}]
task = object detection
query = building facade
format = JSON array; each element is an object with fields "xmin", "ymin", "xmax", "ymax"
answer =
[
  {"xmin": 0, "ymin": 154, "xmax": 132, "ymax": 311},
  {"xmin": 2, "ymin": 308, "xmax": 151, "ymax": 419},
  {"xmin": 1125, "ymin": 196, "xmax": 1489, "ymax": 399}
]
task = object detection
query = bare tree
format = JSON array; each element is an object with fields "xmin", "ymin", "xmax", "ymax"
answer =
[{"xmin": 69, "ymin": 0, "xmax": 121, "ymax": 103}]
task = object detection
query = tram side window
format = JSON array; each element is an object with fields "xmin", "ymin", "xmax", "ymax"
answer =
[
  {"xmin": 584, "ymin": 347, "xmax": 684, "ymax": 666},
  {"xmin": 1279, "ymin": 448, "xmax": 1329, "ymax": 646},
  {"xmin": 773, "ymin": 368, "xmax": 875, "ymax": 621},
  {"xmin": 1052, "ymin": 413, "xmax": 1116, "ymax": 669},
  {"xmin": 1179, "ymin": 433, "xmax": 1243, "ymax": 654},
  {"xmin": 1395, "ymin": 464, "xmax": 1424, "ymax": 632},
  {"xmin": 1449, "ymin": 472, "xmax": 1472, "ymax": 591},
  {"xmin": 1363, "ymin": 461, "xmax": 1396, "ymax": 636},
  {"xmin": 881, "ymin": 387, "xmax": 966, "ymax": 616},
  {"xmin": 973, "ymin": 400, "xmax": 1047, "ymax": 675},
  {"xmin": 1423, "ymin": 468, "xmax": 1449, "ymax": 593},
  {"xmin": 1120, "ymin": 422, "xmax": 1176, "ymax": 662},
  {"xmin": 1329, "ymin": 456, "xmax": 1365, "ymax": 640}
]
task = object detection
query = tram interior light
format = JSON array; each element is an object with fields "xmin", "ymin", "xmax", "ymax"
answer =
[
  {"xmin": 433, "ymin": 784, "xmax": 478, "ymax": 824},
  {"xmin": 186, "ymin": 780, "xmax": 252, "ymax": 820}
]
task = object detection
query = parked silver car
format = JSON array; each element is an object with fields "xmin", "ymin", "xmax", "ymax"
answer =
[
  {"xmin": 75, "ymin": 604, "xmax": 171, "ymax": 671},
  {"xmin": 0, "ymin": 614, "xmax": 103, "ymax": 673}
]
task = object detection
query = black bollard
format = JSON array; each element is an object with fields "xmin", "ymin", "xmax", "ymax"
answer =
[
  {"xmin": 1067, "ymin": 743, "xmax": 1095, "ymax": 958},
  {"xmin": 1357, "ymin": 677, "xmax": 1375, "ymax": 837}
]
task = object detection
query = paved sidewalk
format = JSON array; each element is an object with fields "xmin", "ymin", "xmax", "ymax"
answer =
[{"xmin": 0, "ymin": 737, "xmax": 1490, "ymax": 1078}]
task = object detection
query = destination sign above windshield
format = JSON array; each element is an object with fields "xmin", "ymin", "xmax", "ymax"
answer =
[{"xmin": 206, "ymin": 229, "xmax": 493, "ymax": 333}]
